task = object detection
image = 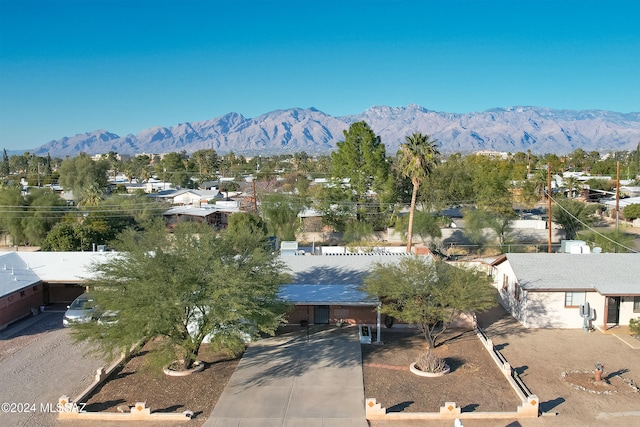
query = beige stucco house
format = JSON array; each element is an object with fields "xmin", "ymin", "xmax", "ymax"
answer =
[{"xmin": 490, "ymin": 253, "xmax": 640, "ymax": 329}]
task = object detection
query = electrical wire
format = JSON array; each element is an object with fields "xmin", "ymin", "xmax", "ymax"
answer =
[{"xmin": 547, "ymin": 192, "xmax": 639, "ymax": 253}]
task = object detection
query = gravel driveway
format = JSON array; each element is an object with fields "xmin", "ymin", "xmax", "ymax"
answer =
[{"xmin": 0, "ymin": 311, "xmax": 104, "ymax": 427}]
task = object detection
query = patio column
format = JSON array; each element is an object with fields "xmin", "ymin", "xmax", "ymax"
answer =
[{"xmin": 376, "ymin": 303, "xmax": 381, "ymax": 344}]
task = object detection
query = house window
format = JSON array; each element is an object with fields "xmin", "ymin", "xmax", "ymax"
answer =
[
  {"xmin": 565, "ymin": 292, "xmax": 586, "ymax": 307},
  {"xmin": 514, "ymin": 283, "xmax": 521, "ymax": 301},
  {"xmin": 634, "ymin": 296, "xmax": 640, "ymax": 313},
  {"xmin": 33, "ymin": 286, "xmax": 38, "ymax": 291},
  {"xmin": 502, "ymin": 274, "xmax": 508, "ymax": 291},
  {"xmin": 20, "ymin": 290, "xmax": 26, "ymax": 297}
]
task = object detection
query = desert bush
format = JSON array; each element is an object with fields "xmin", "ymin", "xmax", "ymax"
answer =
[
  {"xmin": 415, "ymin": 350, "xmax": 447, "ymax": 373},
  {"xmin": 630, "ymin": 317, "xmax": 640, "ymax": 335},
  {"xmin": 623, "ymin": 204, "xmax": 640, "ymax": 221}
]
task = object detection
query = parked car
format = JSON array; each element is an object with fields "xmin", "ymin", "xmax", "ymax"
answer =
[
  {"xmin": 63, "ymin": 293, "xmax": 97, "ymax": 327},
  {"xmin": 97, "ymin": 310, "xmax": 119, "ymax": 326}
]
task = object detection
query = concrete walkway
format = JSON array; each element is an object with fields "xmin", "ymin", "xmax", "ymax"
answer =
[{"xmin": 203, "ymin": 326, "xmax": 368, "ymax": 427}]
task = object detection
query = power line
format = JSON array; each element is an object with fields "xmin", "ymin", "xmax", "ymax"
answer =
[{"xmin": 548, "ymin": 193, "xmax": 639, "ymax": 253}]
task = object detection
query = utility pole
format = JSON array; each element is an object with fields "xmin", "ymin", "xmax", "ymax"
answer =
[
  {"xmin": 547, "ymin": 163, "xmax": 552, "ymax": 253},
  {"xmin": 252, "ymin": 179, "xmax": 258, "ymax": 213},
  {"xmin": 615, "ymin": 161, "xmax": 620, "ymax": 233}
]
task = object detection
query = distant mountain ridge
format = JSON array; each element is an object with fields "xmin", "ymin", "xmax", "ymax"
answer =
[{"xmin": 18, "ymin": 105, "xmax": 640, "ymax": 157}]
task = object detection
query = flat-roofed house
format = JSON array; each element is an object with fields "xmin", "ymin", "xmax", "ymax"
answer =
[
  {"xmin": 278, "ymin": 254, "xmax": 410, "ymax": 326},
  {"xmin": 0, "ymin": 251, "xmax": 116, "ymax": 329}
]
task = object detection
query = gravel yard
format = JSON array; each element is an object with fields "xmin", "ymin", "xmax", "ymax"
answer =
[{"xmin": 0, "ymin": 312, "xmax": 103, "ymax": 427}]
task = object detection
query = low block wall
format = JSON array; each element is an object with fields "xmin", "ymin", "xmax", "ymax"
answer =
[
  {"xmin": 58, "ymin": 342, "xmax": 194, "ymax": 421},
  {"xmin": 58, "ymin": 398, "xmax": 192, "ymax": 421},
  {"xmin": 365, "ymin": 327, "xmax": 539, "ymax": 421}
]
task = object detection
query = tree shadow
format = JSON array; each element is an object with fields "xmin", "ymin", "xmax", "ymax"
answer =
[
  {"xmin": 387, "ymin": 401, "xmax": 414, "ymax": 412},
  {"xmin": 540, "ymin": 397, "xmax": 565, "ymax": 413},
  {"xmin": 113, "ymin": 371, "xmax": 134, "ymax": 380},
  {"xmin": 234, "ymin": 326, "xmax": 364, "ymax": 388},
  {"xmin": 444, "ymin": 356, "xmax": 464, "ymax": 373},
  {"xmin": 200, "ymin": 356, "xmax": 236, "ymax": 371},
  {"xmin": 461, "ymin": 403, "xmax": 479, "ymax": 412},
  {"xmin": 189, "ymin": 410, "xmax": 204, "ymax": 419},
  {"xmin": 439, "ymin": 330, "xmax": 468, "ymax": 346},
  {"xmin": 494, "ymin": 342, "xmax": 509, "ymax": 351},
  {"xmin": 156, "ymin": 404, "xmax": 184, "ymax": 412},
  {"xmin": 442, "ymin": 229, "xmax": 474, "ymax": 246},
  {"xmin": 513, "ymin": 365, "xmax": 528, "ymax": 376},
  {"xmin": 0, "ymin": 312, "xmax": 65, "ymax": 340},
  {"xmin": 606, "ymin": 368, "xmax": 629, "ymax": 380},
  {"xmin": 83, "ymin": 399, "xmax": 126, "ymax": 411}
]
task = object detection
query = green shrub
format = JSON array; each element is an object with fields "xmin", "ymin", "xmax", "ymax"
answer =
[
  {"xmin": 623, "ymin": 204, "xmax": 640, "ymax": 221},
  {"xmin": 630, "ymin": 317, "xmax": 640, "ymax": 335}
]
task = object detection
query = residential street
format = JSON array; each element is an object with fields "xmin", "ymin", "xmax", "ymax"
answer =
[{"xmin": 0, "ymin": 311, "xmax": 103, "ymax": 427}]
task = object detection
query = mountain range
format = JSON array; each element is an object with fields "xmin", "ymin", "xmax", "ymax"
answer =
[{"xmin": 20, "ymin": 104, "xmax": 640, "ymax": 157}]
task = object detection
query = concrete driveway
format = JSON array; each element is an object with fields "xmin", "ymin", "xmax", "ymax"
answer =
[{"xmin": 203, "ymin": 326, "xmax": 368, "ymax": 427}]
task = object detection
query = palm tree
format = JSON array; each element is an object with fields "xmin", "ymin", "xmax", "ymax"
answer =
[
  {"xmin": 78, "ymin": 183, "xmax": 104, "ymax": 208},
  {"xmin": 396, "ymin": 132, "xmax": 440, "ymax": 252},
  {"xmin": 563, "ymin": 176, "xmax": 582, "ymax": 199}
]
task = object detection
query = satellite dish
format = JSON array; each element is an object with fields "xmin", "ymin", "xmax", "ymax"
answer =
[{"xmin": 593, "ymin": 247, "xmax": 602, "ymax": 254}]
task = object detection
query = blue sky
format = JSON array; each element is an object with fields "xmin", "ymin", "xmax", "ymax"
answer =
[{"xmin": 1, "ymin": 0, "xmax": 639, "ymax": 151}]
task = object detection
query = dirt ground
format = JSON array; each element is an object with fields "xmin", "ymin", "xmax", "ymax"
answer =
[
  {"xmin": 480, "ymin": 308, "xmax": 640, "ymax": 427},
  {"xmin": 78, "ymin": 342, "xmax": 240, "ymax": 427},
  {"xmin": 370, "ymin": 307, "xmax": 640, "ymax": 427},
  {"xmin": 361, "ymin": 328, "xmax": 522, "ymax": 413}
]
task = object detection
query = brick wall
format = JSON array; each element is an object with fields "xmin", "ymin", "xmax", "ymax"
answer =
[
  {"xmin": 0, "ymin": 283, "xmax": 44, "ymax": 329},
  {"xmin": 330, "ymin": 305, "xmax": 377, "ymax": 324},
  {"xmin": 285, "ymin": 304, "xmax": 378, "ymax": 325}
]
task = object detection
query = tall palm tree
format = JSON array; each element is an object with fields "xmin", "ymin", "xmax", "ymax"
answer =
[{"xmin": 396, "ymin": 132, "xmax": 440, "ymax": 252}]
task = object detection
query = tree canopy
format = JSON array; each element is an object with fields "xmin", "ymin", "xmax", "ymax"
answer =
[
  {"xmin": 394, "ymin": 210, "xmax": 442, "ymax": 244},
  {"xmin": 463, "ymin": 208, "xmax": 515, "ymax": 247},
  {"xmin": 58, "ymin": 153, "xmax": 109, "ymax": 203},
  {"xmin": 74, "ymin": 221, "xmax": 291, "ymax": 370},
  {"xmin": 260, "ymin": 193, "xmax": 305, "ymax": 241},
  {"xmin": 0, "ymin": 186, "xmax": 68, "ymax": 246},
  {"xmin": 623, "ymin": 203, "xmax": 640, "ymax": 221},
  {"xmin": 362, "ymin": 256, "xmax": 496, "ymax": 348},
  {"xmin": 331, "ymin": 121, "xmax": 389, "ymax": 198}
]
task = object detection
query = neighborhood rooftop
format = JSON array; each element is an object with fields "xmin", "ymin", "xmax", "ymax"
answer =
[
  {"xmin": 281, "ymin": 253, "xmax": 412, "ymax": 285},
  {"xmin": 0, "ymin": 252, "xmax": 118, "ymax": 298},
  {"xmin": 506, "ymin": 253, "xmax": 640, "ymax": 295},
  {"xmin": 277, "ymin": 284, "xmax": 378, "ymax": 306}
]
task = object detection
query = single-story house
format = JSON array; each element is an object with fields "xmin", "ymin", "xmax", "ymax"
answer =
[
  {"xmin": 490, "ymin": 253, "xmax": 640, "ymax": 329},
  {"xmin": 0, "ymin": 251, "xmax": 116, "ymax": 329},
  {"xmin": 0, "ymin": 252, "xmax": 43, "ymax": 329},
  {"xmin": 147, "ymin": 188, "xmax": 220, "ymax": 205},
  {"xmin": 297, "ymin": 208, "xmax": 325, "ymax": 232},
  {"xmin": 278, "ymin": 254, "xmax": 411, "ymax": 326},
  {"xmin": 1, "ymin": 249, "xmax": 405, "ymax": 330},
  {"xmin": 6, "ymin": 250, "xmax": 484, "ymax": 335},
  {"xmin": 172, "ymin": 189, "xmax": 220, "ymax": 205},
  {"xmin": 163, "ymin": 203, "xmax": 240, "ymax": 229},
  {"xmin": 603, "ymin": 196, "xmax": 640, "ymax": 216}
]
